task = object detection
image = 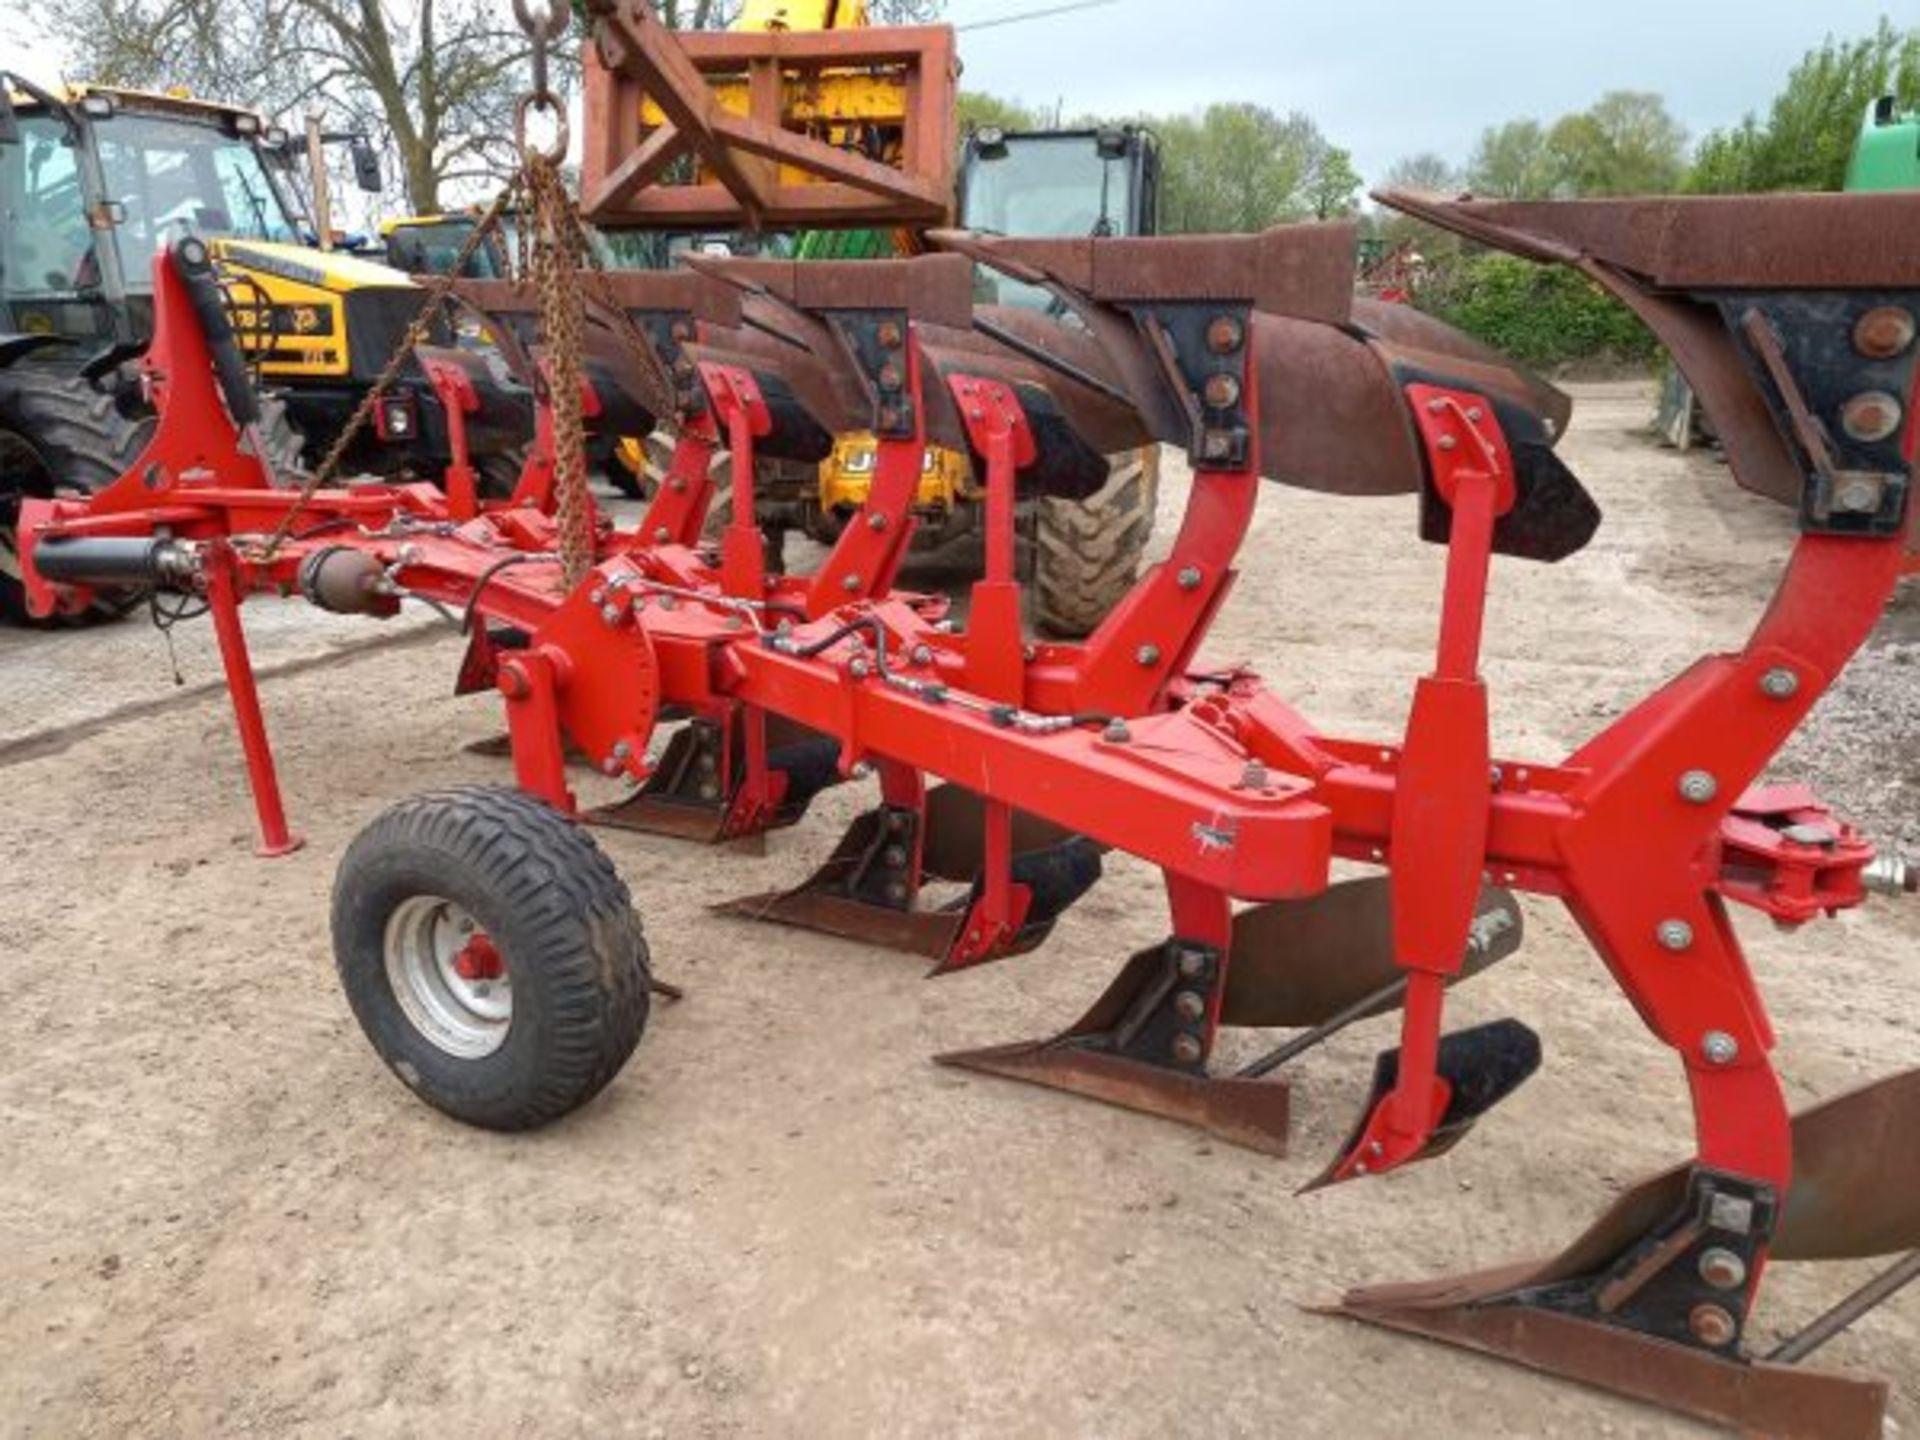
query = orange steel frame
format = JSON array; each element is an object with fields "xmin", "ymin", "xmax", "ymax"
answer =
[{"xmin": 580, "ymin": 0, "xmax": 959, "ymax": 231}]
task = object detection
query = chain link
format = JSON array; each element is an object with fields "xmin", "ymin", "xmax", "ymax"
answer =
[
  {"xmin": 567, "ymin": 216, "xmax": 683, "ymax": 435},
  {"xmin": 524, "ymin": 154, "xmax": 596, "ymax": 590}
]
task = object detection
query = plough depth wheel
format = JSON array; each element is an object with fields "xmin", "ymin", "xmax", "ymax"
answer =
[{"xmin": 331, "ymin": 785, "xmax": 652, "ymax": 1130}]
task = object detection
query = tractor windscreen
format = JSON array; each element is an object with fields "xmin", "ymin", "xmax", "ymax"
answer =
[
  {"xmin": 97, "ymin": 113, "xmax": 304, "ymax": 282},
  {"xmin": 962, "ymin": 133, "xmax": 1137, "ymax": 240},
  {"xmin": 0, "ymin": 117, "xmax": 92, "ymax": 309},
  {"xmin": 386, "ymin": 218, "xmax": 512, "ymax": 279},
  {"xmin": 961, "ymin": 132, "xmax": 1140, "ymax": 309}
]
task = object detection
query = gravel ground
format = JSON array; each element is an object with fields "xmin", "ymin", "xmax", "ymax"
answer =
[{"xmin": 0, "ymin": 381, "xmax": 1915, "ymax": 1438}]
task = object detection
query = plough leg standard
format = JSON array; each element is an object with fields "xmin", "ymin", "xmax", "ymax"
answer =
[{"xmin": 18, "ymin": 192, "xmax": 1920, "ymax": 1434}]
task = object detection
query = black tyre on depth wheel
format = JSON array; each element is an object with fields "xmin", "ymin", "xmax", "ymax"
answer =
[
  {"xmin": 0, "ymin": 367, "xmax": 155, "ymax": 624},
  {"xmin": 331, "ymin": 785, "xmax": 652, "ymax": 1130}
]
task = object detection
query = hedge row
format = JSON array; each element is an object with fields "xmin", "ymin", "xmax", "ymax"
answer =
[{"xmin": 1417, "ymin": 252, "xmax": 1660, "ymax": 369}]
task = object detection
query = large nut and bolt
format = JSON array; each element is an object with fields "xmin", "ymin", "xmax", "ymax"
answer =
[
  {"xmin": 1679, "ymin": 770, "xmax": 1719, "ymax": 804},
  {"xmin": 1203, "ymin": 373, "xmax": 1242, "ymax": 411},
  {"xmin": 1839, "ymin": 391, "xmax": 1904, "ymax": 445},
  {"xmin": 1173, "ymin": 990, "xmax": 1207, "ymax": 1022},
  {"xmin": 1136, "ymin": 644, "xmax": 1162, "ymax": 667},
  {"xmin": 1688, "ymin": 1304, "xmax": 1738, "ymax": 1348},
  {"xmin": 867, "ymin": 512, "xmax": 889, "ymax": 532},
  {"xmin": 1657, "ymin": 919, "xmax": 1695, "ymax": 952},
  {"xmin": 1701, "ymin": 1030, "xmax": 1740, "ymax": 1066},
  {"xmin": 1834, "ymin": 477, "xmax": 1884, "ymax": 514},
  {"xmin": 1177, "ymin": 566, "xmax": 1203, "ymax": 591},
  {"xmin": 1240, "ymin": 760, "xmax": 1269, "ymax": 790},
  {"xmin": 1206, "ymin": 315, "xmax": 1244, "ymax": 355},
  {"xmin": 1103, "ymin": 719, "xmax": 1133, "ymax": 744},
  {"xmin": 850, "ymin": 658, "xmax": 872, "ymax": 679},
  {"xmin": 1170, "ymin": 1034, "xmax": 1203, "ymax": 1065},
  {"xmin": 1760, "ymin": 668, "xmax": 1800, "ymax": 700},
  {"xmin": 1698, "ymin": 1248, "xmax": 1748, "ymax": 1291},
  {"xmin": 1176, "ymin": 948, "xmax": 1210, "ymax": 980},
  {"xmin": 1854, "ymin": 306, "xmax": 1917, "ymax": 360},
  {"xmin": 842, "ymin": 573, "xmax": 863, "ymax": 592},
  {"xmin": 911, "ymin": 644, "xmax": 934, "ymax": 666}
]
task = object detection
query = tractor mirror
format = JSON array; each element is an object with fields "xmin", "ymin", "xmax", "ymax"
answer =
[
  {"xmin": 972, "ymin": 125, "xmax": 1009, "ymax": 161},
  {"xmin": 350, "ymin": 136, "xmax": 383, "ymax": 192},
  {"xmin": 1095, "ymin": 127, "xmax": 1128, "ymax": 161}
]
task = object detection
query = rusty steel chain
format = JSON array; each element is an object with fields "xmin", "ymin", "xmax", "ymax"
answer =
[
  {"xmin": 254, "ymin": 178, "xmax": 523, "ymax": 558},
  {"xmin": 523, "ymin": 153, "xmax": 597, "ymax": 590},
  {"xmin": 568, "ymin": 216, "xmax": 683, "ymax": 435}
]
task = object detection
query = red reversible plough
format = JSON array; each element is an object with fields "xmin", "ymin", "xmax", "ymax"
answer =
[{"xmin": 16, "ymin": 173, "xmax": 1920, "ymax": 1430}]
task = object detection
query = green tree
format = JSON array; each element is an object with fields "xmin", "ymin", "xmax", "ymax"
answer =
[
  {"xmin": 957, "ymin": 91, "xmax": 1043, "ymax": 133},
  {"xmin": 1383, "ymin": 151, "xmax": 1462, "ymax": 194},
  {"xmin": 1546, "ymin": 91, "xmax": 1687, "ymax": 195},
  {"xmin": 1422, "ymin": 253, "xmax": 1657, "ymax": 367},
  {"xmin": 1690, "ymin": 20, "xmax": 1920, "ymax": 193},
  {"xmin": 1302, "ymin": 141, "xmax": 1362, "ymax": 219},
  {"xmin": 1157, "ymin": 103, "xmax": 1340, "ymax": 233},
  {"xmin": 1467, "ymin": 118, "xmax": 1555, "ymax": 199}
]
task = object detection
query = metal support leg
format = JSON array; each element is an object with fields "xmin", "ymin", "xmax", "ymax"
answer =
[{"xmin": 205, "ymin": 546, "xmax": 304, "ymax": 857}]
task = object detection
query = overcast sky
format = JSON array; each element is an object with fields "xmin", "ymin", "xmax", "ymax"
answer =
[
  {"xmin": 950, "ymin": 0, "xmax": 1905, "ymax": 187},
  {"xmin": 0, "ymin": 0, "xmax": 1902, "ymax": 191}
]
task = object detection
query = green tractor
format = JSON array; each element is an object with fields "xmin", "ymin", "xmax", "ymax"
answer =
[{"xmin": 1846, "ymin": 95, "xmax": 1920, "ymax": 192}]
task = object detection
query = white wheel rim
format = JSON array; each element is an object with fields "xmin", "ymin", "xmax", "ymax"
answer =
[{"xmin": 383, "ymin": 895, "xmax": 512, "ymax": 1059}]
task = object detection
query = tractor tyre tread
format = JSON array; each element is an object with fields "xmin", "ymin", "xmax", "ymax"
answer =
[
  {"xmin": 0, "ymin": 367, "xmax": 154, "ymax": 625},
  {"xmin": 1032, "ymin": 445, "xmax": 1160, "ymax": 639}
]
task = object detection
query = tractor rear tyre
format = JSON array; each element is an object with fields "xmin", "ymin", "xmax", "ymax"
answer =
[
  {"xmin": 331, "ymin": 785, "xmax": 652, "ymax": 1131},
  {"xmin": 0, "ymin": 368, "xmax": 154, "ymax": 625},
  {"xmin": 1031, "ymin": 444, "xmax": 1161, "ymax": 639}
]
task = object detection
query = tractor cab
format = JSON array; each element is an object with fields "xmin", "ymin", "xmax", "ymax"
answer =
[{"xmin": 0, "ymin": 81, "xmax": 315, "ymax": 354}]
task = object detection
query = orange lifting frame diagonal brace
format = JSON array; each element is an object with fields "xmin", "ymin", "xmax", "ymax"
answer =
[{"xmin": 579, "ymin": 0, "xmax": 959, "ymax": 230}]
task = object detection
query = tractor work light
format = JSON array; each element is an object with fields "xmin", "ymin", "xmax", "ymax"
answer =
[{"xmin": 375, "ymin": 395, "xmax": 416, "ymax": 441}]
